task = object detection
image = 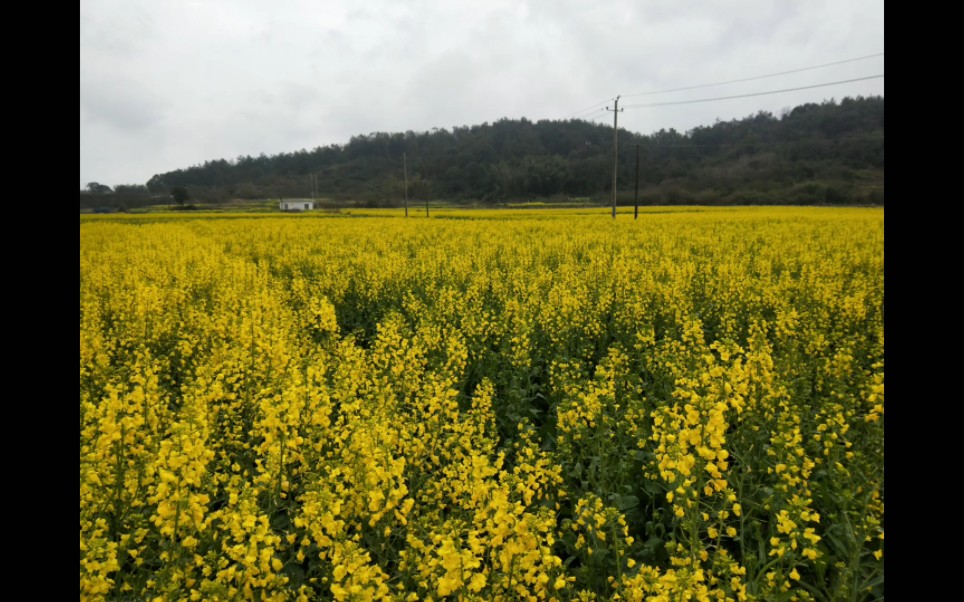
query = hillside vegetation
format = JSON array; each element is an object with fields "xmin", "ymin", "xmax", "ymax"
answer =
[{"xmin": 82, "ymin": 96, "xmax": 882, "ymax": 210}]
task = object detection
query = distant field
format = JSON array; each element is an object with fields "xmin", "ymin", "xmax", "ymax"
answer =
[
  {"xmin": 81, "ymin": 207, "xmax": 883, "ymax": 600},
  {"xmin": 81, "ymin": 204, "xmax": 877, "ymax": 220},
  {"xmin": 81, "ymin": 197, "xmax": 771, "ymax": 215}
]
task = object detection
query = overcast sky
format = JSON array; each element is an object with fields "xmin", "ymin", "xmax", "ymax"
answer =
[{"xmin": 80, "ymin": 0, "xmax": 884, "ymax": 189}]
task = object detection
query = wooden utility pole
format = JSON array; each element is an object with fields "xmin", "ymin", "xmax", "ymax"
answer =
[
  {"xmin": 606, "ymin": 95, "xmax": 623, "ymax": 219},
  {"xmin": 634, "ymin": 144, "xmax": 640, "ymax": 220},
  {"xmin": 403, "ymin": 153, "xmax": 409, "ymax": 217}
]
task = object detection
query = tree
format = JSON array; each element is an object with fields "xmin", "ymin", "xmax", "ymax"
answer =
[
  {"xmin": 86, "ymin": 182, "xmax": 113, "ymax": 194},
  {"xmin": 171, "ymin": 186, "xmax": 189, "ymax": 207},
  {"xmin": 132, "ymin": 97, "xmax": 881, "ymax": 206},
  {"xmin": 114, "ymin": 184, "xmax": 148, "ymax": 194}
]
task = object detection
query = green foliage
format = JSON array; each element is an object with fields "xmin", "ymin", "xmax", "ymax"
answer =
[
  {"xmin": 87, "ymin": 182, "xmax": 113, "ymax": 194},
  {"xmin": 139, "ymin": 96, "xmax": 882, "ymax": 205},
  {"xmin": 114, "ymin": 184, "xmax": 148, "ymax": 194},
  {"xmin": 170, "ymin": 186, "xmax": 190, "ymax": 207}
]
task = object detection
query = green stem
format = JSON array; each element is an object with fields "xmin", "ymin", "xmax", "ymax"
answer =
[
  {"xmin": 793, "ymin": 575, "xmax": 830, "ymax": 602},
  {"xmin": 612, "ymin": 518, "xmax": 622, "ymax": 587},
  {"xmin": 506, "ymin": 554, "xmax": 516, "ymax": 598},
  {"xmin": 275, "ymin": 431, "xmax": 287, "ymax": 512},
  {"xmin": 111, "ymin": 422, "xmax": 127, "ymax": 539}
]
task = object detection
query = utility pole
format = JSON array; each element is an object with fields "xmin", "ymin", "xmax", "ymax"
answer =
[
  {"xmin": 634, "ymin": 144, "xmax": 640, "ymax": 220},
  {"xmin": 403, "ymin": 152, "xmax": 409, "ymax": 217},
  {"xmin": 606, "ymin": 95, "xmax": 623, "ymax": 219}
]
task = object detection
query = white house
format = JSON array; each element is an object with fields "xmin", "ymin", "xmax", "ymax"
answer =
[{"xmin": 280, "ymin": 200, "xmax": 314, "ymax": 211}]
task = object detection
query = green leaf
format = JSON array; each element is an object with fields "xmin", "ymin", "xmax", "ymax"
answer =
[{"xmin": 612, "ymin": 494, "xmax": 639, "ymax": 511}]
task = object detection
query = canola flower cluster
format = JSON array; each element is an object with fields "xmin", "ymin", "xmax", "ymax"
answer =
[{"xmin": 81, "ymin": 207, "xmax": 883, "ymax": 601}]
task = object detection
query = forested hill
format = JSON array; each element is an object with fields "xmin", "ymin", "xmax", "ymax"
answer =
[{"xmin": 91, "ymin": 96, "xmax": 883, "ymax": 208}]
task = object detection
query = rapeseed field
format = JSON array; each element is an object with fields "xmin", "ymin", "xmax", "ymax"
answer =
[{"xmin": 81, "ymin": 207, "xmax": 883, "ymax": 601}]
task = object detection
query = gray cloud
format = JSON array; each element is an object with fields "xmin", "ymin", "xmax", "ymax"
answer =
[
  {"xmin": 80, "ymin": 0, "xmax": 884, "ymax": 188},
  {"xmin": 81, "ymin": 75, "xmax": 169, "ymax": 131}
]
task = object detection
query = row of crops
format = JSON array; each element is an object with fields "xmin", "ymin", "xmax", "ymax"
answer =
[{"xmin": 80, "ymin": 207, "xmax": 883, "ymax": 600}]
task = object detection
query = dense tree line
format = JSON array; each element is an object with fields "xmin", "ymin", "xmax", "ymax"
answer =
[{"xmin": 83, "ymin": 96, "xmax": 883, "ymax": 209}]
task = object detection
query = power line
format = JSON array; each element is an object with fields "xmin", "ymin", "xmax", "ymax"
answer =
[
  {"xmin": 622, "ymin": 74, "xmax": 883, "ymax": 109},
  {"xmin": 623, "ymin": 52, "xmax": 883, "ymax": 98},
  {"xmin": 559, "ymin": 52, "xmax": 883, "ymax": 119},
  {"xmin": 563, "ymin": 97, "xmax": 615, "ymax": 120}
]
